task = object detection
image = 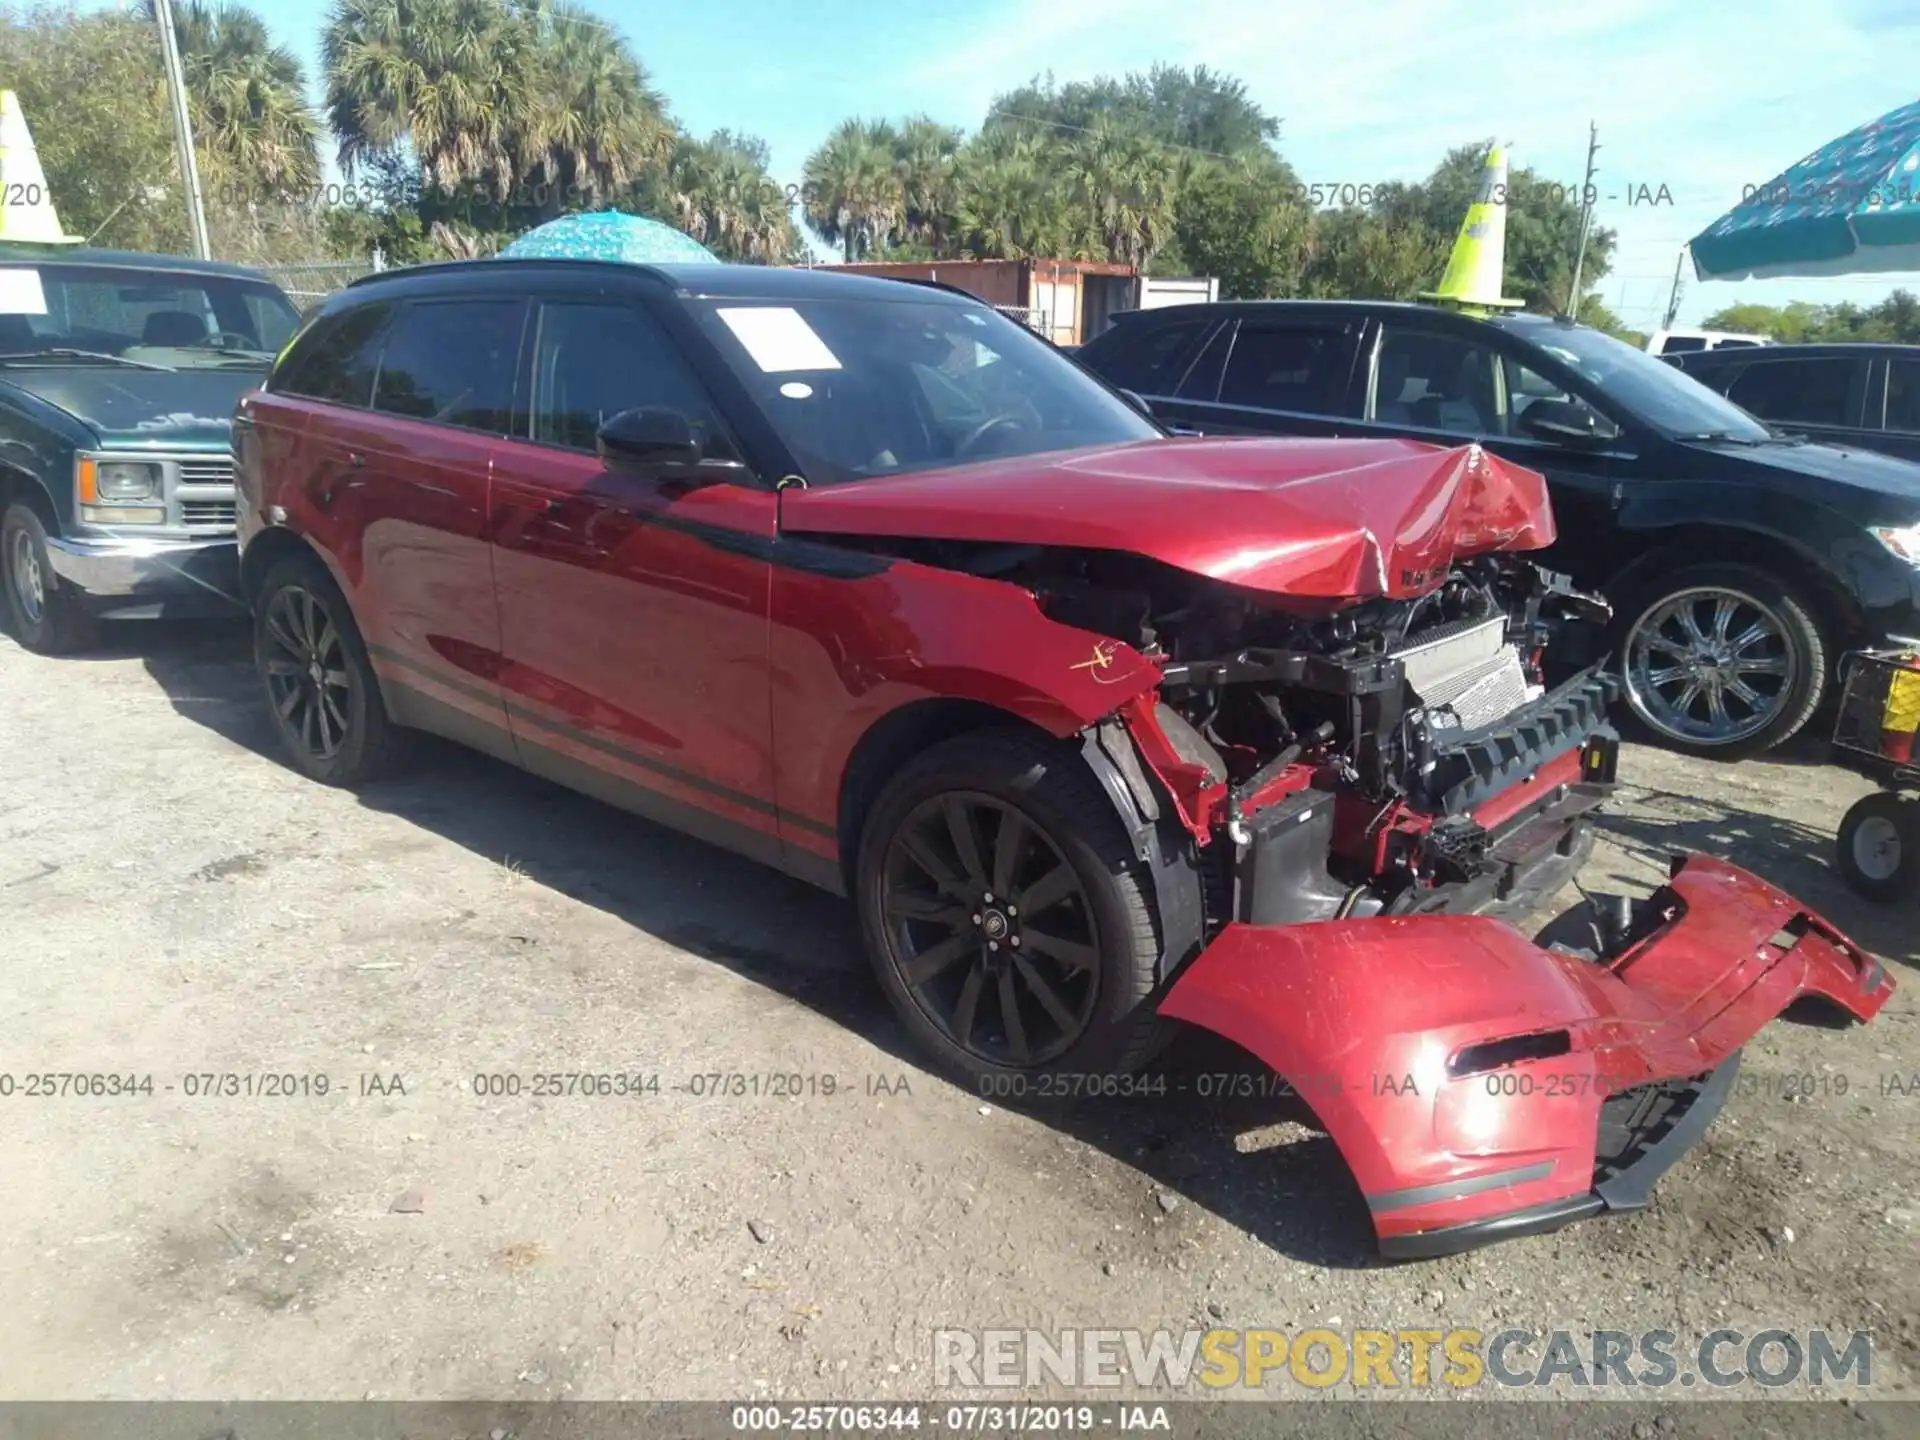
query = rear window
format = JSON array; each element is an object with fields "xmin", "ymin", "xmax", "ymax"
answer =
[
  {"xmin": 1080, "ymin": 318, "xmax": 1209, "ymax": 395},
  {"xmin": 1726, "ymin": 357, "xmax": 1856, "ymax": 427},
  {"xmin": 371, "ymin": 300, "xmax": 525, "ymax": 434}
]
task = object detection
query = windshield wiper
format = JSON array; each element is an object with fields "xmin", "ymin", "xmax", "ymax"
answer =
[{"xmin": 0, "ymin": 348, "xmax": 175, "ymax": 372}]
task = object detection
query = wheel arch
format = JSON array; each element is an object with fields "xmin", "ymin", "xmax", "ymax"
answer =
[
  {"xmin": 239, "ymin": 526, "xmax": 325, "ymax": 606},
  {"xmin": 1605, "ymin": 524, "xmax": 1863, "ymax": 649},
  {"xmin": 833, "ymin": 697, "xmax": 1207, "ymax": 985},
  {"xmin": 834, "ymin": 698, "xmax": 1054, "ymax": 892},
  {"xmin": 0, "ymin": 462, "xmax": 59, "ymax": 533}
]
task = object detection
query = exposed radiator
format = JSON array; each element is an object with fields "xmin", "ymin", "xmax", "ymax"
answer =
[{"xmin": 1394, "ymin": 616, "xmax": 1541, "ymax": 731}]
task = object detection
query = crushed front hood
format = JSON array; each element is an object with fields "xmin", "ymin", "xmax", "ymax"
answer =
[{"xmin": 778, "ymin": 437, "xmax": 1556, "ymax": 603}]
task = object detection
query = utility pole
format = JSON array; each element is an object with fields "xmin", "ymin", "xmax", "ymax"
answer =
[
  {"xmin": 152, "ymin": 0, "xmax": 211, "ymax": 260},
  {"xmin": 1662, "ymin": 246, "xmax": 1687, "ymax": 329},
  {"xmin": 1567, "ymin": 121, "xmax": 1599, "ymax": 320}
]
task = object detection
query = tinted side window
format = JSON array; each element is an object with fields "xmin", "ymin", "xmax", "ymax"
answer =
[
  {"xmin": 531, "ymin": 301, "xmax": 723, "ymax": 453},
  {"xmin": 1726, "ymin": 357, "xmax": 1854, "ymax": 426},
  {"xmin": 1372, "ymin": 326, "xmax": 1500, "ymax": 435},
  {"xmin": 1219, "ymin": 323, "xmax": 1358, "ymax": 414},
  {"xmin": 1886, "ymin": 359, "xmax": 1920, "ymax": 433},
  {"xmin": 1084, "ymin": 319, "xmax": 1208, "ymax": 394},
  {"xmin": 273, "ymin": 303, "xmax": 391, "ymax": 406},
  {"xmin": 1660, "ymin": 335, "xmax": 1707, "ymax": 353},
  {"xmin": 373, "ymin": 300, "xmax": 525, "ymax": 433}
]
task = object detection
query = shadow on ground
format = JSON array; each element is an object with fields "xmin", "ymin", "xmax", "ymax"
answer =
[
  {"xmin": 1596, "ymin": 783, "xmax": 1917, "ymax": 966},
  {"xmin": 118, "ymin": 620, "xmax": 1906, "ymax": 1271}
]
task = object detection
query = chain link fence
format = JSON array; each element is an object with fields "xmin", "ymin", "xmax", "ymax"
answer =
[{"xmin": 251, "ymin": 258, "xmax": 381, "ymax": 312}]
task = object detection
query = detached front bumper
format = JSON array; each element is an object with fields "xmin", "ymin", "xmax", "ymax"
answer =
[
  {"xmin": 1158, "ymin": 854, "xmax": 1893, "ymax": 1258},
  {"xmin": 45, "ymin": 533, "xmax": 242, "ymax": 617}
]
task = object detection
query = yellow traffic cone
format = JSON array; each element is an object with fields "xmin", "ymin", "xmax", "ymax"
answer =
[
  {"xmin": 1420, "ymin": 144, "xmax": 1523, "ymax": 313},
  {"xmin": 0, "ymin": 90, "xmax": 83, "ymax": 245}
]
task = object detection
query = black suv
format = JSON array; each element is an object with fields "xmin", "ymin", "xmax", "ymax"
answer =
[
  {"xmin": 1078, "ymin": 300, "xmax": 1920, "ymax": 759},
  {"xmin": 1671, "ymin": 343, "xmax": 1920, "ymax": 465},
  {"xmin": 0, "ymin": 247, "xmax": 300, "ymax": 652}
]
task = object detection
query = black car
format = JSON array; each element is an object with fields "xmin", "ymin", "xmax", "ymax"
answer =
[
  {"xmin": 0, "ymin": 247, "xmax": 301, "ymax": 653},
  {"xmin": 1078, "ymin": 300, "xmax": 1920, "ymax": 759},
  {"xmin": 1670, "ymin": 342, "xmax": 1920, "ymax": 464}
]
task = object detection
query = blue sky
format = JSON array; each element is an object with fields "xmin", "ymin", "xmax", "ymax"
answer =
[{"xmin": 91, "ymin": 0, "xmax": 1920, "ymax": 328}]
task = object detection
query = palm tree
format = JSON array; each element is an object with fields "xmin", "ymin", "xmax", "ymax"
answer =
[
  {"xmin": 322, "ymin": 0, "xmax": 530, "ymax": 191},
  {"xmin": 801, "ymin": 118, "xmax": 900, "ymax": 262},
  {"xmin": 144, "ymin": 0, "xmax": 320, "ymax": 196},
  {"xmin": 953, "ymin": 130, "xmax": 1071, "ymax": 260},
  {"xmin": 890, "ymin": 116, "xmax": 962, "ymax": 254},
  {"xmin": 518, "ymin": 0, "xmax": 672, "ymax": 214},
  {"xmin": 667, "ymin": 132, "xmax": 798, "ymax": 264},
  {"xmin": 1062, "ymin": 116, "xmax": 1176, "ymax": 270}
]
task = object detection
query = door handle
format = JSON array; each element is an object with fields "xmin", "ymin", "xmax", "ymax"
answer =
[{"xmin": 346, "ymin": 451, "xmax": 366, "ymax": 468}]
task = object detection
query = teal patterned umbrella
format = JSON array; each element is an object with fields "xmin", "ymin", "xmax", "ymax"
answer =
[
  {"xmin": 499, "ymin": 211, "xmax": 720, "ymax": 264},
  {"xmin": 1690, "ymin": 99, "xmax": 1920, "ymax": 280}
]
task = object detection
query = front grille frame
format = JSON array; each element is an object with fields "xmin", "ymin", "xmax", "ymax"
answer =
[{"xmin": 83, "ymin": 450, "xmax": 237, "ymax": 537}]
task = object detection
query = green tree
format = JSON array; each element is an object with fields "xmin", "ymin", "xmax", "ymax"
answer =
[
  {"xmin": 890, "ymin": 116, "xmax": 963, "ymax": 254},
  {"xmin": 322, "ymin": 0, "xmax": 528, "ymax": 191},
  {"xmin": 144, "ymin": 0, "xmax": 320, "ymax": 198},
  {"xmin": 952, "ymin": 128, "xmax": 1074, "ymax": 260},
  {"xmin": 1060, "ymin": 116, "xmax": 1177, "ymax": 270},
  {"xmin": 987, "ymin": 64, "xmax": 1278, "ymax": 160},
  {"xmin": 1702, "ymin": 289, "xmax": 1920, "ymax": 344},
  {"xmin": 0, "ymin": 7, "xmax": 185, "ymax": 252},
  {"xmin": 1301, "ymin": 208, "xmax": 1448, "ymax": 300},
  {"xmin": 517, "ymin": 0, "xmax": 672, "ymax": 215},
  {"xmin": 1168, "ymin": 152, "xmax": 1310, "ymax": 296},
  {"xmin": 662, "ymin": 130, "xmax": 799, "ymax": 264},
  {"xmin": 801, "ymin": 118, "xmax": 901, "ymax": 261}
]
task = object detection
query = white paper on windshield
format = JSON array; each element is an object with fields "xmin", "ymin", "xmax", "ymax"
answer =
[
  {"xmin": 717, "ymin": 306, "xmax": 841, "ymax": 372},
  {"xmin": 0, "ymin": 268, "xmax": 48, "ymax": 315}
]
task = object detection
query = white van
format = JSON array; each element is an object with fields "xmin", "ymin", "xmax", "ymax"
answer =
[{"xmin": 1645, "ymin": 328, "xmax": 1772, "ymax": 357}]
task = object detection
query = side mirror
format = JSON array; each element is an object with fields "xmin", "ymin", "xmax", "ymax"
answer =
[
  {"xmin": 1517, "ymin": 397, "xmax": 1621, "ymax": 447},
  {"xmin": 597, "ymin": 406, "xmax": 701, "ymax": 471}
]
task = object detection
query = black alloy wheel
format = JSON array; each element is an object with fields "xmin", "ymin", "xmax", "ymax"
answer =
[
  {"xmin": 262, "ymin": 582, "xmax": 353, "ymax": 764},
  {"xmin": 880, "ymin": 790, "xmax": 1101, "ymax": 1066}
]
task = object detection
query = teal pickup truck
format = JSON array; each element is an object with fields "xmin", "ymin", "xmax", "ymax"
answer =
[{"xmin": 0, "ymin": 247, "xmax": 301, "ymax": 652}]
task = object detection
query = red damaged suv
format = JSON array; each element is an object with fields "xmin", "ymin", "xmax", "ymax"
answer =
[{"xmin": 234, "ymin": 261, "xmax": 1891, "ymax": 1257}]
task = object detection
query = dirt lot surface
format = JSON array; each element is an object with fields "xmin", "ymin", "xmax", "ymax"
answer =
[{"xmin": 2, "ymin": 619, "xmax": 1915, "ymax": 1411}]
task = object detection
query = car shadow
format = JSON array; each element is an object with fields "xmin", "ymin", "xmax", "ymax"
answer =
[
  {"xmin": 122, "ymin": 622, "xmax": 1903, "ymax": 1271},
  {"xmin": 1595, "ymin": 783, "xmax": 1917, "ymax": 967}
]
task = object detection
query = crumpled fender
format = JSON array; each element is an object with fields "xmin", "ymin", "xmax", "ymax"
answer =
[{"xmin": 1157, "ymin": 854, "xmax": 1892, "ymax": 1249}]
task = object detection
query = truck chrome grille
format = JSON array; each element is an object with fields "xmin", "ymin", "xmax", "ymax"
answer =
[
  {"xmin": 177, "ymin": 457, "xmax": 236, "ymax": 487},
  {"xmin": 180, "ymin": 499, "xmax": 238, "ymax": 529}
]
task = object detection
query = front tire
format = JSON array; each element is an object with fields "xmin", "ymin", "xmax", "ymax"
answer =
[
  {"xmin": 1836, "ymin": 792, "xmax": 1918, "ymax": 903},
  {"xmin": 253, "ymin": 553, "xmax": 405, "ymax": 786},
  {"xmin": 1617, "ymin": 562, "xmax": 1827, "ymax": 761},
  {"xmin": 854, "ymin": 730, "xmax": 1165, "ymax": 1089},
  {"xmin": 2, "ymin": 503, "xmax": 99, "ymax": 655}
]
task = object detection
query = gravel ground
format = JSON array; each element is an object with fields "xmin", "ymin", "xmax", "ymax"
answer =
[{"xmin": 0, "ymin": 618, "xmax": 1914, "ymax": 1410}]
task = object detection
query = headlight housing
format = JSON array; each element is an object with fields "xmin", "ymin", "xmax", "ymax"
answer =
[
  {"xmin": 95, "ymin": 461, "xmax": 161, "ymax": 501},
  {"xmin": 76, "ymin": 455, "xmax": 165, "ymax": 525},
  {"xmin": 1872, "ymin": 522, "xmax": 1920, "ymax": 565}
]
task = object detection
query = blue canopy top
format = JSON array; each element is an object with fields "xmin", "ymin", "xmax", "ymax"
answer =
[
  {"xmin": 1690, "ymin": 98, "xmax": 1920, "ymax": 281},
  {"xmin": 498, "ymin": 211, "xmax": 721, "ymax": 265}
]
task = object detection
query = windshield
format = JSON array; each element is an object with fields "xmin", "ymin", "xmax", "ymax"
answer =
[
  {"xmin": 1501, "ymin": 319, "xmax": 1771, "ymax": 443},
  {"xmin": 0, "ymin": 263, "xmax": 299, "ymax": 369},
  {"xmin": 691, "ymin": 295, "xmax": 1158, "ymax": 485}
]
